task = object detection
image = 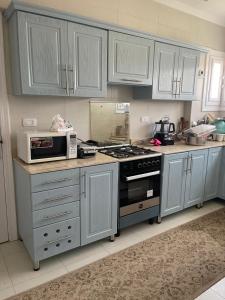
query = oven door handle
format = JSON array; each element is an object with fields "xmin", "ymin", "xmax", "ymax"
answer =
[{"xmin": 125, "ymin": 171, "xmax": 160, "ymax": 181}]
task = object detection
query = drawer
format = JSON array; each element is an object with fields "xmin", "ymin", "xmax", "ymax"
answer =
[
  {"xmin": 31, "ymin": 169, "xmax": 80, "ymax": 192},
  {"xmin": 34, "ymin": 218, "xmax": 80, "ymax": 260},
  {"xmin": 32, "ymin": 185, "xmax": 80, "ymax": 211},
  {"xmin": 33, "ymin": 202, "xmax": 80, "ymax": 228}
]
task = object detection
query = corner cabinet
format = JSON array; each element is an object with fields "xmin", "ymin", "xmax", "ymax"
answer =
[
  {"xmin": 80, "ymin": 163, "xmax": 118, "ymax": 245},
  {"xmin": 108, "ymin": 31, "xmax": 154, "ymax": 85},
  {"xmin": 205, "ymin": 147, "xmax": 222, "ymax": 201},
  {"xmin": 161, "ymin": 149, "xmax": 208, "ymax": 217},
  {"xmin": 8, "ymin": 12, "xmax": 107, "ymax": 97},
  {"xmin": 152, "ymin": 42, "xmax": 200, "ymax": 100}
]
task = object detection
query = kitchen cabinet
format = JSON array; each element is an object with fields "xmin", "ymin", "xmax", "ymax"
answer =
[
  {"xmin": 68, "ymin": 23, "xmax": 107, "ymax": 97},
  {"xmin": 205, "ymin": 147, "xmax": 222, "ymax": 201},
  {"xmin": 80, "ymin": 163, "xmax": 118, "ymax": 245},
  {"xmin": 161, "ymin": 152, "xmax": 188, "ymax": 217},
  {"xmin": 108, "ymin": 31, "xmax": 154, "ymax": 85},
  {"xmin": 218, "ymin": 148, "xmax": 225, "ymax": 199},
  {"xmin": 184, "ymin": 150, "xmax": 208, "ymax": 208},
  {"xmin": 152, "ymin": 42, "xmax": 200, "ymax": 100},
  {"xmin": 161, "ymin": 149, "xmax": 208, "ymax": 217},
  {"xmin": 8, "ymin": 12, "xmax": 107, "ymax": 97},
  {"xmin": 14, "ymin": 161, "xmax": 118, "ymax": 270}
]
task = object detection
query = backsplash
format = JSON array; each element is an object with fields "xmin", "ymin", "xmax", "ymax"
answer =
[{"xmin": 8, "ymin": 86, "xmax": 184, "ymax": 154}]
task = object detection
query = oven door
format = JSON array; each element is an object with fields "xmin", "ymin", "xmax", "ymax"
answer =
[{"xmin": 120, "ymin": 171, "xmax": 160, "ymax": 216}]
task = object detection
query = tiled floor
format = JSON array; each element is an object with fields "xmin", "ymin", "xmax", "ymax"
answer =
[{"xmin": 1, "ymin": 200, "xmax": 225, "ymax": 300}]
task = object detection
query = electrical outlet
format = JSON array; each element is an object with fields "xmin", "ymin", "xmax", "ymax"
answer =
[
  {"xmin": 22, "ymin": 118, "xmax": 37, "ymax": 127},
  {"xmin": 140, "ymin": 116, "xmax": 150, "ymax": 123}
]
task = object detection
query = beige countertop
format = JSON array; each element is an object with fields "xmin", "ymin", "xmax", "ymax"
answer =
[
  {"xmin": 144, "ymin": 140, "xmax": 225, "ymax": 154},
  {"xmin": 14, "ymin": 153, "xmax": 118, "ymax": 175},
  {"xmin": 14, "ymin": 140, "xmax": 225, "ymax": 174}
]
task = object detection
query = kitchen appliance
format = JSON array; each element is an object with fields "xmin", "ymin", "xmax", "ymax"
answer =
[
  {"xmin": 99, "ymin": 145, "xmax": 162, "ymax": 232},
  {"xmin": 213, "ymin": 119, "xmax": 225, "ymax": 134},
  {"xmin": 77, "ymin": 144, "xmax": 97, "ymax": 158},
  {"xmin": 17, "ymin": 131, "xmax": 77, "ymax": 164},
  {"xmin": 154, "ymin": 118, "xmax": 175, "ymax": 145},
  {"xmin": 184, "ymin": 124, "xmax": 216, "ymax": 146}
]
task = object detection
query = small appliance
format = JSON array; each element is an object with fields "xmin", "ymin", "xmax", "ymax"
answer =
[
  {"xmin": 17, "ymin": 131, "xmax": 77, "ymax": 164},
  {"xmin": 153, "ymin": 117, "xmax": 175, "ymax": 146}
]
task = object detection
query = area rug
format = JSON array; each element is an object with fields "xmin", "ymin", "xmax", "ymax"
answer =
[{"xmin": 8, "ymin": 208, "xmax": 225, "ymax": 300}]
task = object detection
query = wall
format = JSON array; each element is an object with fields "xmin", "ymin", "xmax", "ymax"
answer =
[{"xmin": 2, "ymin": 0, "xmax": 225, "ymax": 154}]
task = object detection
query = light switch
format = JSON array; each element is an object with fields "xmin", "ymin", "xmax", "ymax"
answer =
[{"xmin": 22, "ymin": 118, "xmax": 37, "ymax": 127}]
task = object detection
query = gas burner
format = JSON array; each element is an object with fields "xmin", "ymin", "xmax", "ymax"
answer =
[{"xmin": 99, "ymin": 145, "xmax": 159, "ymax": 159}]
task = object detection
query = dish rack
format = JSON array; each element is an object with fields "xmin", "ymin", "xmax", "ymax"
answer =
[{"xmin": 183, "ymin": 125, "xmax": 216, "ymax": 145}]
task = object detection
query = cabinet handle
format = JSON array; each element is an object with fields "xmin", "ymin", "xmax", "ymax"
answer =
[
  {"xmin": 42, "ymin": 211, "xmax": 72, "ymax": 221},
  {"xmin": 82, "ymin": 173, "xmax": 86, "ymax": 198},
  {"xmin": 62, "ymin": 64, "xmax": 69, "ymax": 95},
  {"xmin": 120, "ymin": 78, "xmax": 142, "ymax": 83},
  {"xmin": 42, "ymin": 194, "xmax": 73, "ymax": 203},
  {"xmin": 46, "ymin": 235, "xmax": 73, "ymax": 245},
  {"xmin": 187, "ymin": 156, "xmax": 192, "ymax": 173},
  {"xmin": 67, "ymin": 65, "xmax": 74, "ymax": 95},
  {"xmin": 42, "ymin": 177, "xmax": 72, "ymax": 185},
  {"xmin": 184, "ymin": 157, "xmax": 188, "ymax": 173},
  {"xmin": 172, "ymin": 80, "xmax": 177, "ymax": 96}
]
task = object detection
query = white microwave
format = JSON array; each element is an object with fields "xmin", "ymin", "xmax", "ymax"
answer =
[{"xmin": 17, "ymin": 131, "xmax": 77, "ymax": 164}]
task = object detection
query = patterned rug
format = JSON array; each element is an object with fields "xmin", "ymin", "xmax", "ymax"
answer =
[{"xmin": 8, "ymin": 208, "xmax": 225, "ymax": 300}]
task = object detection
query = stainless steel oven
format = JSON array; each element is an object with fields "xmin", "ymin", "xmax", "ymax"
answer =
[{"xmin": 119, "ymin": 156, "xmax": 161, "ymax": 231}]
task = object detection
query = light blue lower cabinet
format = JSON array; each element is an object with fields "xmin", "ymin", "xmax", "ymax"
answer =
[
  {"xmin": 161, "ymin": 149, "xmax": 208, "ymax": 217},
  {"xmin": 161, "ymin": 152, "xmax": 188, "ymax": 217},
  {"xmin": 204, "ymin": 147, "xmax": 222, "ymax": 201},
  {"xmin": 184, "ymin": 149, "xmax": 208, "ymax": 208},
  {"xmin": 80, "ymin": 163, "xmax": 118, "ymax": 245},
  {"xmin": 218, "ymin": 148, "xmax": 225, "ymax": 200},
  {"xmin": 14, "ymin": 161, "xmax": 119, "ymax": 270}
]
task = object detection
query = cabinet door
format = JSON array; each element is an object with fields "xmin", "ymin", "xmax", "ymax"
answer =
[
  {"xmin": 176, "ymin": 48, "xmax": 200, "ymax": 100},
  {"xmin": 80, "ymin": 163, "xmax": 118, "ymax": 245},
  {"xmin": 205, "ymin": 147, "xmax": 222, "ymax": 201},
  {"xmin": 161, "ymin": 152, "xmax": 188, "ymax": 217},
  {"xmin": 108, "ymin": 31, "xmax": 154, "ymax": 85},
  {"xmin": 68, "ymin": 23, "xmax": 107, "ymax": 97},
  {"xmin": 17, "ymin": 12, "xmax": 68, "ymax": 96},
  {"xmin": 184, "ymin": 150, "xmax": 208, "ymax": 208},
  {"xmin": 152, "ymin": 42, "xmax": 179, "ymax": 100},
  {"xmin": 218, "ymin": 148, "xmax": 225, "ymax": 199}
]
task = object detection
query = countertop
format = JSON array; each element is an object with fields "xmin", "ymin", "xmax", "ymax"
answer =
[
  {"xmin": 14, "ymin": 140, "xmax": 225, "ymax": 174},
  {"xmin": 144, "ymin": 140, "xmax": 225, "ymax": 154},
  {"xmin": 14, "ymin": 153, "xmax": 118, "ymax": 175}
]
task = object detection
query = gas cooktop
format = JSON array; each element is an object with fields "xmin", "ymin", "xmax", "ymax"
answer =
[{"xmin": 99, "ymin": 145, "xmax": 160, "ymax": 159}]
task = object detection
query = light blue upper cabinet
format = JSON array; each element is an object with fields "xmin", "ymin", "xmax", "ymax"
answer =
[
  {"xmin": 152, "ymin": 42, "xmax": 200, "ymax": 101},
  {"xmin": 108, "ymin": 31, "xmax": 154, "ymax": 85},
  {"xmin": 205, "ymin": 147, "xmax": 222, "ymax": 201},
  {"xmin": 176, "ymin": 48, "xmax": 200, "ymax": 100},
  {"xmin": 68, "ymin": 23, "xmax": 107, "ymax": 97},
  {"xmin": 80, "ymin": 163, "xmax": 118, "ymax": 246},
  {"xmin": 152, "ymin": 43, "xmax": 179, "ymax": 100},
  {"xmin": 9, "ymin": 12, "xmax": 68, "ymax": 96},
  {"xmin": 184, "ymin": 149, "xmax": 208, "ymax": 208},
  {"xmin": 161, "ymin": 152, "xmax": 188, "ymax": 217},
  {"xmin": 8, "ymin": 12, "xmax": 107, "ymax": 97}
]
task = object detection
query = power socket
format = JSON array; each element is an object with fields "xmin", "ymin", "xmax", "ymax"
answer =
[{"xmin": 22, "ymin": 118, "xmax": 37, "ymax": 127}]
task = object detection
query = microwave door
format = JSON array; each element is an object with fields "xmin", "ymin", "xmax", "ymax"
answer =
[{"xmin": 30, "ymin": 136, "xmax": 67, "ymax": 160}]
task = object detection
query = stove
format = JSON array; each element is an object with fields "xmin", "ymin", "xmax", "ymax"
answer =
[
  {"xmin": 99, "ymin": 145, "xmax": 162, "ymax": 234},
  {"xmin": 99, "ymin": 145, "xmax": 159, "ymax": 159}
]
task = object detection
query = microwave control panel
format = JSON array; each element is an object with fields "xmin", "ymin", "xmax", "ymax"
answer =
[{"xmin": 67, "ymin": 133, "xmax": 77, "ymax": 159}]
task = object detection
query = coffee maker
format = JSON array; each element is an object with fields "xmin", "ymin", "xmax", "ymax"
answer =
[{"xmin": 154, "ymin": 117, "xmax": 176, "ymax": 145}]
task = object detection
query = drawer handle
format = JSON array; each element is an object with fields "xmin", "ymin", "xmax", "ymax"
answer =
[
  {"xmin": 42, "ymin": 211, "xmax": 72, "ymax": 221},
  {"xmin": 46, "ymin": 235, "xmax": 73, "ymax": 245},
  {"xmin": 42, "ymin": 178, "xmax": 72, "ymax": 185},
  {"xmin": 43, "ymin": 194, "xmax": 73, "ymax": 203},
  {"xmin": 120, "ymin": 78, "xmax": 142, "ymax": 83}
]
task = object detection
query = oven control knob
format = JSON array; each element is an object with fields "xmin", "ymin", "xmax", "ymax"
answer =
[
  {"xmin": 143, "ymin": 162, "xmax": 148, "ymax": 167},
  {"xmin": 156, "ymin": 160, "xmax": 160, "ymax": 165},
  {"xmin": 138, "ymin": 163, "xmax": 142, "ymax": 168},
  {"xmin": 147, "ymin": 161, "xmax": 152, "ymax": 166},
  {"xmin": 152, "ymin": 160, "xmax": 156, "ymax": 165}
]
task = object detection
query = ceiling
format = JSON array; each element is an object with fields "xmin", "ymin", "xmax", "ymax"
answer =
[{"xmin": 154, "ymin": 0, "xmax": 225, "ymax": 27}]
